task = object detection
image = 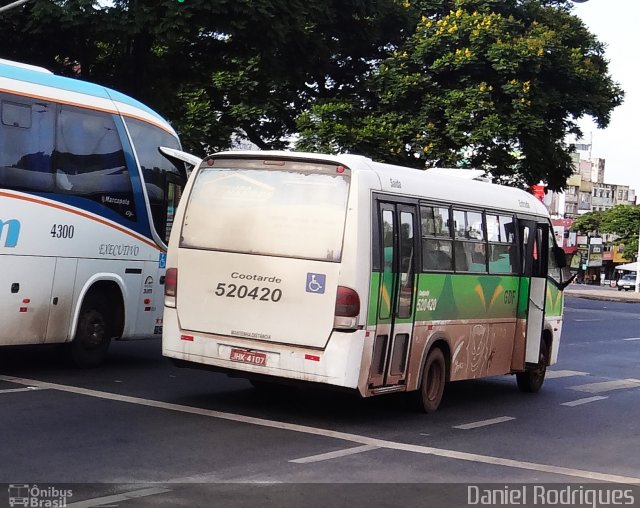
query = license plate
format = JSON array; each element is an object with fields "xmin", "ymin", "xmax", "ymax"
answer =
[{"xmin": 230, "ymin": 348, "xmax": 267, "ymax": 366}]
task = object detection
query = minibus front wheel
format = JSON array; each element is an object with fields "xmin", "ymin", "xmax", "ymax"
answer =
[{"xmin": 516, "ymin": 339, "xmax": 548, "ymax": 393}]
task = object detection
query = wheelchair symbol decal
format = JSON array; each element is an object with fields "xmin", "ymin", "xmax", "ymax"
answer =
[{"xmin": 306, "ymin": 273, "xmax": 326, "ymax": 294}]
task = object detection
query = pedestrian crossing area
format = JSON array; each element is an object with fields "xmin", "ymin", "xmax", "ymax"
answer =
[
  {"xmin": 450, "ymin": 368, "xmax": 638, "ymax": 432},
  {"xmin": 569, "ymin": 378, "xmax": 640, "ymax": 394},
  {"xmin": 549, "ymin": 369, "xmax": 639, "ymax": 404},
  {"xmin": 544, "ymin": 370, "xmax": 588, "ymax": 379}
]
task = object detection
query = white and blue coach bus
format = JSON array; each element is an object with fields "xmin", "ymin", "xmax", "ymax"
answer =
[{"xmin": 0, "ymin": 58, "xmax": 191, "ymax": 366}]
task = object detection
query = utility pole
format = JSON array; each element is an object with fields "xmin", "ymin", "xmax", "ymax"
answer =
[{"xmin": 0, "ymin": 0, "xmax": 30, "ymax": 14}]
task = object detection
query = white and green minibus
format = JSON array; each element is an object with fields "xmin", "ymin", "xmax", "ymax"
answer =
[{"xmin": 162, "ymin": 151, "xmax": 572, "ymax": 411}]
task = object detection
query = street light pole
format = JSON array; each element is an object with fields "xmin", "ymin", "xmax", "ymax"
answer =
[{"xmin": 0, "ymin": 0, "xmax": 30, "ymax": 14}]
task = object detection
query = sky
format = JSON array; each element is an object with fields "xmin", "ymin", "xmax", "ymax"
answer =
[{"xmin": 572, "ymin": 0, "xmax": 640, "ymax": 194}]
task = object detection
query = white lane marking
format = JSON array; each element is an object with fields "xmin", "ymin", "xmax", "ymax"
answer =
[
  {"xmin": 545, "ymin": 370, "xmax": 589, "ymax": 379},
  {"xmin": 290, "ymin": 444, "xmax": 379, "ymax": 464},
  {"xmin": 573, "ymin": 319, "xmax": 602, "ymax": 322},
  {"xmin": 2, "ymin": 375, "xmax": 639, "ymax": 485},
  {"xmin": 167, "ymin": 471, "xmax": 282, "ymax": 484},
  {"xmin": 623, "ymin": 337, "xmax": 640, "ymax": 341},
  {"xmin": 0, "ymin": 386, "xmax": 42, "ymax": 394},
  {"xmin": 453, "ymin": 416, "xmax": 515, "ymax": 430},
  {"xmin": 570, "ymin": 379, "xmax": 640, "ymax": 394},
  {"xmin": 65, "ymin": 487, "xmax": 171, "ymax": 508},
  {"xmin": 561, "ymin": 396, "xmax": 609, "ymax": 407}
]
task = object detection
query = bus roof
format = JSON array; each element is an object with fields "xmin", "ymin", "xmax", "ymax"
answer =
[
  {"xmin": 0, "ymin": 58, "xmax": 53, "ymax": 74},
  {"xmin": 0, "ymin": 59, "xmax": 176, "ymax": 136},
  {"xmin": 212, "ymin": 150, "xmax": 550, "ymax": 217}
]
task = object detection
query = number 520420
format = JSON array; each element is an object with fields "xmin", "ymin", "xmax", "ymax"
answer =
[{"xmin": 214, "ymin": 283, "xmax": 282, "ymax": 302}]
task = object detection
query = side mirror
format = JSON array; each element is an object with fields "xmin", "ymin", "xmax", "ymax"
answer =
[
  {"xmin": 558, "ymin": 267, "xmax": 577, "ymax": 290},
  {"xmin": 553, "ymin": 245, "xmax": 567, "ymax": 268},
  {"xmin": 552, "ymin": 245, "xmax": 575, "ymax": 290},
  {"xmin": 158, "ymin": 146, "xmax": 202, "ymax": 178}
]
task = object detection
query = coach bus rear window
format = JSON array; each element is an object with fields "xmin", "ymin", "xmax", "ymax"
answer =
[{"xmin": 181, "ymin": 162, "xmax": 350, "ymax": 262}]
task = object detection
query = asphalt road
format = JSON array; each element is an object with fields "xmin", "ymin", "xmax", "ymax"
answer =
[{"xmin": 0, "ymin": 296, "xmax": 639, "ymax": 507}]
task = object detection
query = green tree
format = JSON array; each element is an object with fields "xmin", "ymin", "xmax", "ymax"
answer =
[
  {"xmin": 0, "ymin": 0, "xmax": 623, "ymax": 183},
  {"xmin": 167, "ymin": 0, "xmax": 412, "ymax": 153},
  {"xmin": 572, "ymin": 206, "xmax": 640, "ymax": 261},
  {"xmin": 571, "ymin": 210, "xmax": 603, "ymax": 236},
  {"xmin": 0, "ymin": 0, "xmax": 412, "ymax": 155},
  {"xmin": 600, "ymin": 205, "xmax": 640, "ymax": 262},
  {"xmin": 297, "ymin": 0, "xmax": 624, "ymax": 191}
]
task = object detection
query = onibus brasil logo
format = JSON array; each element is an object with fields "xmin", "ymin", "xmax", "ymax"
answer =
[{"xmin": 8, "ymin": 484, "xmax": 73, "ymax": 507}]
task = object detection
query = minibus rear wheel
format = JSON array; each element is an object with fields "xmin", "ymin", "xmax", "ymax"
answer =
[{"xmin": 417, "ymin": 347, "xmax": 446, "ymax": 413}]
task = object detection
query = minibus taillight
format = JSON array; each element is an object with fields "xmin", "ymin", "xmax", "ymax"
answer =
[
  {"xmin": 334, "ymin": 286, "xmax": 360, "ymax": 330},
  {"xmin": 164, "ymin": 268, "xmax": 177, "ymax": 307},
  {"xmin": 335, "ymin": 286, "xmax": 360, "ymax": 317}
]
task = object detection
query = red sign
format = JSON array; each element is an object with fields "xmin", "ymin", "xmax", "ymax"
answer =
[{"xmin": 531, "ymin": 184, "xmax": 545, "ymax": 201}]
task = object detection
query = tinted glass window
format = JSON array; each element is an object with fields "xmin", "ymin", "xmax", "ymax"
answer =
[
  {"xmin": 487, "ymin": 214, "xmax": 513, "ymax": 242},
  {"xmin": 421, "ymin": 205, "xmax": 453, "ymax": 272},
  {"xmin": 164, "ymin": 180, "xmax": 183, "ymax": 243},
  {"xmin": 487, "ymin": 214, "xmax": 516, "ymax": 274},
  {"xmin": 0, "ymin": 94, "xmax": 54, "ymax": 192},
  {"xmin": 380, "ymin": 209, "xmax": 394, "ymax": 320},
  {"xmin": 55, "ymin": 107, "xmax": 135, "ymax": 220},
  {"xmin": 489, "ymin": 244, "xmax": 516, "ymax": 274},
  {"xmin": 421, "ymin": 206, "xmax": 450, "ymax": 237},
  {"xmin": 466, "ymin": 211, "xmax": 484, "ymax": 240},
  {"xmin": 452, "ymin": 209, "xmax": 486, "ymax": 272},
  {"xmin": 182, "ymin": 163, "xmax": 350, "ymax": 261},
  {"xmin": 547, "ymin": 229, "xmax": 561, "ymax": 283},
  {"xmin": 457, "ymin": 240, "xmax": 486, "ymax": 272},
  {"xmin": 2, "ymin": 101, "xmax": 31, "ymax": 128},
  {"xmin": 124, "ymin": 118, "xmax": 183, "ymax": 239},
  {"xmin": 452, "ymin": 209, "xmax": 466, "ymax": 238},
  {"xmin": 453, "ymin": 209, "xmax": 483, "ymax": 240},
  {"xmin": 398, "ymin": 211, "xmax": 415, "ymax": 318}
]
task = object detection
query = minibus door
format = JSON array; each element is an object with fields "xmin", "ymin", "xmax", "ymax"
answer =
[
  {"xmin": 368, "ymin": 202, "xmax": 418, "ymax": 388},
  {"xmin": 520, "ymin": 220, "xmax": 549, "ymax": 365}
]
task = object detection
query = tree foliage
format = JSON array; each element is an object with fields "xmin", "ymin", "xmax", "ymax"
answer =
[
  {"xmin": 0, "ymin": 0, "xmax": 411, "ymax": 154},
  {"xmin": 572, "ymin": 206, "xmax": 640, "ymax": 261},
  {"xmin": 297, "ymin": 0, "xmax": 624, "ymax": 191},
  {"xmin": 0, "ymin": 0, "xmax": 624, "ymax": 190},
  {"xmin": 571, "ymin": 210, "xmax": 603, "ymax": 236}
]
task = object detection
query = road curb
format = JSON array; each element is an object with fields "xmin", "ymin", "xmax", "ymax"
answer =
[{"xmin": 565, "ymin": 289, "xmax": 640, "ymax": 304}]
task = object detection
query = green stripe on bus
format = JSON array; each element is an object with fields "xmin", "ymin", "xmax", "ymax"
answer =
[
  {"xmin": 368, "ymin": 273, "xmax": 524, "ymax": 324},
  {"xmin": 545, "ymin": 282, "xmax": 563, "ymax": 317}
]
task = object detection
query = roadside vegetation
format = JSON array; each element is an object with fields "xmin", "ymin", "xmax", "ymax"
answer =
[{"xmin": 0, "ymin": 0, "xmax": 623, "ymax": 190}]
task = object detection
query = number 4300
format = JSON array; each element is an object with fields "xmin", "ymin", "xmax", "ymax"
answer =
[{"xmin": 50, "ymin": 224, "xmax": 75, "ymax": 238}]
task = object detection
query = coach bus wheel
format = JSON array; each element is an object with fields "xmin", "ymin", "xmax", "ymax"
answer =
[
  {"xmin": 417, "ymin": 347, "xmax": 446, "ymax": 413},
  {"xmin": 69, "ymin": 294, "xmax": 112, "ymax": 368},
  {"xmin": 516, "ymin": 340, "xmax": 548, "ymax": 393}
]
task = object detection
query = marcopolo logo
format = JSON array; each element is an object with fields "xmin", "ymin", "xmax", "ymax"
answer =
[
  {"xmin": 8, "ymin": 484, "xmax": 73, "ymax": 507},
  {"xmin": 0, "ymin": 218, "xmax": 21, "ymax": 248}
]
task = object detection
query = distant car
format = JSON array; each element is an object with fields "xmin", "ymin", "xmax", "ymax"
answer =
[{"xmin": 616, "ymin": 274, "xmax": 637, "ymax": 291}]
